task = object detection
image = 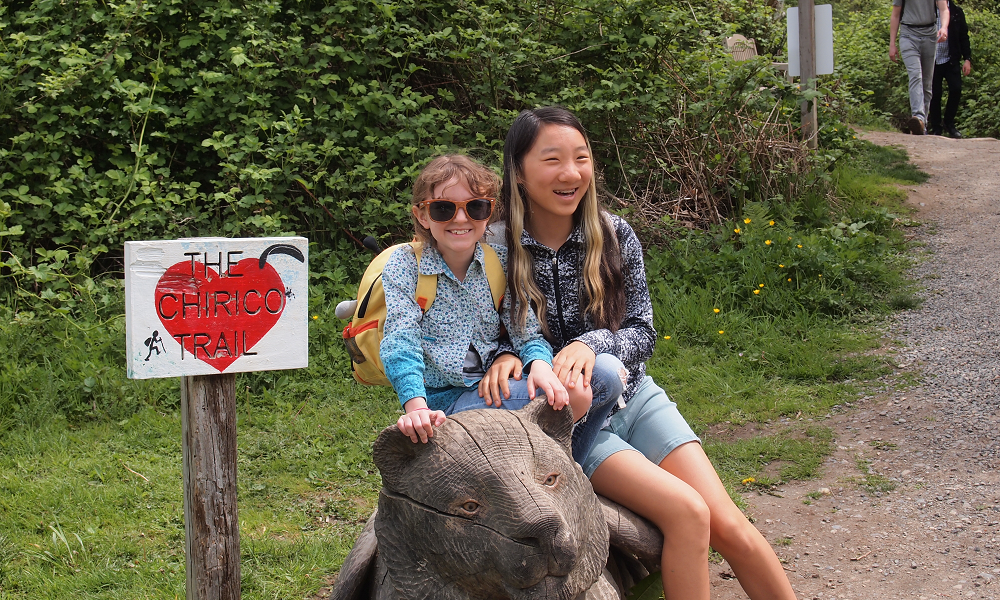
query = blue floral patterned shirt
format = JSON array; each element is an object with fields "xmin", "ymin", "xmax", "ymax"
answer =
[{"xmin": 380, "ymin": 242, "xmax": 553, "ymax": 410}]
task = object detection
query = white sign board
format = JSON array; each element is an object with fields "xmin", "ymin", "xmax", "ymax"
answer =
[
  {"xmin": 787, "ymin": 4, "xmax": 835, "ymax": 77},
  {"xmin": 125, "ymin": 237, "xmax": 308, "ymax": 379}
]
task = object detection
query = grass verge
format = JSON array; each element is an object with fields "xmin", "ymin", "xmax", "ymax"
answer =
[{"xmin": 0, "ymin": 139, "xmax": 926, "ymax": 598}]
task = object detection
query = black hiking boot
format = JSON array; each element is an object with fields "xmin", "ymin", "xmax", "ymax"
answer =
[{"xmin": 946, "ymin": 126, "xmax": 964, "ymax": 139}]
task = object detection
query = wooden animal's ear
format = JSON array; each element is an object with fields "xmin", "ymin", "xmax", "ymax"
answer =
[
  {"xmin": 372, "ymin": 425, "xmax": 427, "ymax": 492},
  {"xmin": 521, "ymin": 396, "xmax": 573, "ymax": 452}
]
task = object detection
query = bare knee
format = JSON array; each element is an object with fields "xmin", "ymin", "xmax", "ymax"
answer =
[
  {"xmin": 710, "ymin": 510, "xmax": 762, "ymax": 557},
  {"xmin": 659, "ymin": 490, "xmax": 711, "ymax": 547},
  {"xmin": 567, "ymin": 382, "xmax": 592, "ymax": 423}
]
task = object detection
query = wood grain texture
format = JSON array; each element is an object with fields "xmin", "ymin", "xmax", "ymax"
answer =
[
  {"xmin": 182, "ymin": 374, "xmax": 240, "ymax": 600},
  {"xmin": 331, "ymin": 398, "xmax": 660, "ymax": 600},
  {"xmin": 330, "ymin": 513, "xmax": 378, "ymax": 600},
  {"xmin": 598, "ymin": 497, "xmax": 662, "ymax": 572}
]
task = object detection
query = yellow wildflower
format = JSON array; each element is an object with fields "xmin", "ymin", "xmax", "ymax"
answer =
[
  {"xmin": 765, "ymin": 240, "xmax": 772, "ymax": 245},
  {"xmin": 734, "ymin": 227, "xmax": 741, "ymax": 234},
  {"xmin": 741, "ymin": 477, "xmax": 756, "ymax": 485},
  {"xmin": 779, "ymin": 264, "xmax": 784, "ymax": 268},
  {"xmin": 714, "ymin": 308, "xmax": 720, "ymax": 313},
  {"xmin": 753, "ymin": 289, "xmax": 760, "ymax": 295},
  {"xmin": 312, "ymin": 315, "xmax": 319, "ymax": 320},
  {"xmin": 718, "ymin": 330, "xmax": 724, "ymax": 334},
  {"xmin": 769, "ymin": 220, "xmax": 775, "ymax": 226},
  {"xmin": 744, "ymin": 217, "xmax": 751, "ymax": 224},
  {"xmin": 797, "ymin": 244, "xmax": 803, "ymax": 248},
  {"xmin": 787, "ymin": 278, "xmax": 792, "ymax": 282},
  {"xmin": 664, "ymin": 335, "xmax": 671, "ymax": 340}
]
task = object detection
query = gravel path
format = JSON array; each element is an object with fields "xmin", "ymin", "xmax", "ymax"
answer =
[{"xmin": 708, "ymin": 131, "xmax": 1000, "ymax": 600}]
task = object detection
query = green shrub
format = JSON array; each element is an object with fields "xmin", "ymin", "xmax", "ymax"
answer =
[
  {"xmin": 959, "ymin": 9, "xmax": 1000, "ymax": 138},
  {"xmin": 833, "ymin": 0, "xmax": 1000, "ymax": 137},
  {"xmin": 0, "ymin": 0, "xmax": 816, "ymax": 300}
]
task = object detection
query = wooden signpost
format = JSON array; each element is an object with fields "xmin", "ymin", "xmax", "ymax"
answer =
[
  {"xmin": 125, "ymin": 237, "xmax": 308, "ymax": 599},
  {"xmin": 787, "ymin": 3, "xmax": 834, "ymax": 149}
]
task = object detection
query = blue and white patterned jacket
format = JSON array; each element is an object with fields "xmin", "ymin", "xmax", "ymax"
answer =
[{"xmin": 380, "ymin": 242, "xmax": 553, "ymax": 410}]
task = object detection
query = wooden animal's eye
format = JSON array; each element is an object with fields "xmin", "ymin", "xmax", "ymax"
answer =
[
  {"xmin": 461, "ymin": 501, "xmax": 479, "ymax": 513},
  {"xmin": 543, "ymin": 473, "xmax": 559, "ymax": 487}
]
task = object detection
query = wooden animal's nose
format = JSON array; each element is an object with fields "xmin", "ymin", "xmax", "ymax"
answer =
[{"xmin": 544, "ymin": 526, "xmax": 579, "ymax": 576}]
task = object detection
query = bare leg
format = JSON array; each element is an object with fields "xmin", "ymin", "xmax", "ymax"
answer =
[
  {"xmin": 660, "ymin": 442, "xmax": 797, "ymax": 600},
  {"xmin": 566, "ymin": 373, "xmax": 593, "ymax": 423},
  {"xmin": 590, "ymin": 449, "xmax": 711, "ymax": 600}
]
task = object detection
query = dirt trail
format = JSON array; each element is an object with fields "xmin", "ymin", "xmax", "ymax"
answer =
[{"xmin": 708, "ymin": 131, "xmax": 1000, "ymax": 600}]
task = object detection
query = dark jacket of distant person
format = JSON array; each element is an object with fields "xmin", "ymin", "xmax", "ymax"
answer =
[{"xmin": 944, "ymin": 0, "xmax": 972, "ymax": 66}]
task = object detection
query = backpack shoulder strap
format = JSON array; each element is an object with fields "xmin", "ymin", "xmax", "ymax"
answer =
[
  {"xmin": 480, "ymin": 242, "xmax": 506, "ymax": 311},
  {"xmin": 409, "ymin": 242, "xmax": 438, "ymax": 312}
]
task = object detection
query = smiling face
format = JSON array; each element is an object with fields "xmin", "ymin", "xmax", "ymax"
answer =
[
  {"xmin": 412, "ymin": 176, "xmax": 490, "ymax": 278},
  {"xmin": 519, "ymin": 124, "xmax": 593, "ymax": 228}
]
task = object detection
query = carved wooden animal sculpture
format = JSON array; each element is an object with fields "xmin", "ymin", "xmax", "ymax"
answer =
[{"xmin": 330, "ymin": 399, "xmax": 665, "ymax": 600}]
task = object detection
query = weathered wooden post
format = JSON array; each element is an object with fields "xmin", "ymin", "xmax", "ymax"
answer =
[
  {"xmin": 799, "ymin": 0, "xmax": 818, "ymax": 149},
  {"xmin": 125, "ymin": 237, "xmax": 309, "ymax": 599},
  {"xmin": 182, "ymin": 373, "xmax": 240, "ymax": 599},
  {"xmin": 787, "ymin": 3, "xmax": 834, "ymax": 149}
]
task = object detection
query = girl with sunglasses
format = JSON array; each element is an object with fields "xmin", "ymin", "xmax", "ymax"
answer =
[
  {"xmin": 381, "ymin": 154, "xmax": 614, "ymax": 445},
  {"xmin": 483, "ymin": 108, "xmax": 797, "ymax": 600}
]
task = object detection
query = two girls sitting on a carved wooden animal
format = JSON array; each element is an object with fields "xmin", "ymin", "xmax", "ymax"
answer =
[
  {"xmin": 473, "ymin": 106, "xmax": 799, "ymax": 600},
  {"xmin": 379, "ymin": 154, "xmax": 625, "ymax": 463}
]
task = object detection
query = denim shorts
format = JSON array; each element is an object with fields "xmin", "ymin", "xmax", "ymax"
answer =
[
  {"xmin": 580, "ymin": 376, "xmax": 701, "ymax": 478},
  {"xmin": 443, "ymin": 354, "xmax": 625, "ymax": 466},
  {"xmin": 444, "ymin": 378, "xmax": 537, "ymax": 414}
]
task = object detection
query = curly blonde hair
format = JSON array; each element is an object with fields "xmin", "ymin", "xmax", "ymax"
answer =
[{"xmin": 410, "ymin": 154, "xmax": 500, "ymax": 246}]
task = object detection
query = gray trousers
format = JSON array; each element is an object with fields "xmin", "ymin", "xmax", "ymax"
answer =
[{"xmin": 899, "ymin": 26, "xmax": 937, "ymax": 122}]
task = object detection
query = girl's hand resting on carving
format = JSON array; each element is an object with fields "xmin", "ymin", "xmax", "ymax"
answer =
[
  {"xmin": 398, "ymin": 397, "xmax": 447, "ymax": 443},
  {"xmin": 478, "ymin": 353, "xmax": 523, "ymax": 407},
  {"xmin": 525, "ymin": 360, "xmax": 570, "ymax": 410},
  {"xmin": 552, "ymin": 341, "xmax": 597, "ymax": 389}
]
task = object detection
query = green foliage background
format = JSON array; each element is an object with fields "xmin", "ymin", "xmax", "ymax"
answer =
[
  {"xmin": 833, "ymin": 0, "xmax": 1000, "ymax": 137},
  {"xmin": 0, "ymin": 1, "xmax": 941, "ymax": 596},
  {"xmin": 0, "ymin": 0, "xmax": 806, "ymax": 302}
]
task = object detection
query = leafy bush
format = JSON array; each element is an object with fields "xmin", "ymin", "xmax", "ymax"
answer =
[
  {"xmin": 834, "ymin": 8, "xmax": 908, "ymax": 125},
  {"xmin": 958, "ymin": 9, "xmax": 1000, "ymax": 138},
  {"xmin": 0, "ymin": 0, "xmax": 814, "ymax": 302},
  {"xmin": 833, "ymin": 0, "xmax": 1000, "ymax": 137}
]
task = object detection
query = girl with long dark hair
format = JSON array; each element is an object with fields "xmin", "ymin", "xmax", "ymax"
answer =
[{"xmin": 480, "ymin": 107, "xmax": 797, "ymax": 600}]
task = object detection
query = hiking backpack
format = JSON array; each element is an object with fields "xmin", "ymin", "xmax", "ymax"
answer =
[{"xmin": 341, "ymin": 241, "xmax": 506, "ymax": 386}]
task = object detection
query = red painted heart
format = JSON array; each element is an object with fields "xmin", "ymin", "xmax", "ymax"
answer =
[{"xmin": 154, "ymin": 258, "xmax": 286, "ymax": 372}]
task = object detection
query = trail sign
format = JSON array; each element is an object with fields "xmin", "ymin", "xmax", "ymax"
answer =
[
  {"xmin": 125, "ymin": 237, "xmax": 308, "ymax": 379},
  {"xmin": 124, "ymin": 236, "xmax": 308, "ymax": 600}
]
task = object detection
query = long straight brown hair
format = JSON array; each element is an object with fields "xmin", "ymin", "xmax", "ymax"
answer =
[{"xmin": 500, "ymin": 107, "xmax": 626, "ymax": 337}]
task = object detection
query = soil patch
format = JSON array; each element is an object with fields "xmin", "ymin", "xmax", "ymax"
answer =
[{"xmin": 708, "ymin": 131, "xmax": 1000, "ymax": 600}]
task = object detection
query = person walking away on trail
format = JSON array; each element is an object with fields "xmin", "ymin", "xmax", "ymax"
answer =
[
  {"xmin": 484, "ymin": 106, "xmax": 797, "ymax": 600},
  {"xmin": 381, "ymin": 154, "xmax": 609, "ymax": 447},
  {"xmin": 929, "ymin": 0, "xmax": 972, "ymax": 138},
  {"xmin": 890, "ymin": 0, "xmax": 950, "ymax": 135}
]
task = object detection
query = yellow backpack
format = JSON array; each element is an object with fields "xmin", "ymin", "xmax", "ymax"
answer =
[{"xmin": 341, "ymin": 241, "xmax": 506, "ymax": 386}]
